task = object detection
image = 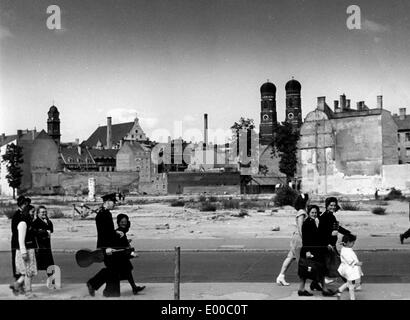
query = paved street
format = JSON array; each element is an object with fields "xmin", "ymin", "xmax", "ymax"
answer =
[{"xmin": 1, "ymin": 250, "xmax": 410, "ymax": 284}]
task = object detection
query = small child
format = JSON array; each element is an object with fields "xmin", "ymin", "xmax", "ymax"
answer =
[{"xmin": 336, "ymin": 234, "xmax": 364, "ymax": 300}]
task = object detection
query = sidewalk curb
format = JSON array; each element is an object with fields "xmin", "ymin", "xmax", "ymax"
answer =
[{"xmin": 46, "ymin": 247, "xmax": 410, "ymax": 253}]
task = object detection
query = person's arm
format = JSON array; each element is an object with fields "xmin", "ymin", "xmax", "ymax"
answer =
[
  {"xmin": 296, "ymin": 214, "xmax": 305, "ymax": 236},
  {"xmin": 17, "ymin": 221, "xmax": 27, "ymax": 255},
  {"xmin": 48, "ymin": 220, "xmax": 54, "ymax": 233},
  {"xmin": 338, "ymin": 224, "xmax": 350, "ymax": 235}
]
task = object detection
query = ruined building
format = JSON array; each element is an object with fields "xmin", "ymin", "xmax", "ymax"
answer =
[{"xmin": 298, "ymin": 94, "xmax": 409, "ymax": 195}]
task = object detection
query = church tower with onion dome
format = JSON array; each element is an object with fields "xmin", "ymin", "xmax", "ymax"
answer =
[
  {"xmin": 259, "ymin": 81, "xmax": 277, "ymax": 145},
  {"xmin": 285, "ymin": 78, "xmax": 302, "ymax": 131}
]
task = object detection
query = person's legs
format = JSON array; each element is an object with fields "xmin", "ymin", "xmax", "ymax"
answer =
[
  {"xmin": 276, "ymin": 250, "xmax": 294, "ymax": 286},
  {"xmin": 103, "ymin": 268, "xmax": 120, "ymax": 297},
  {"xmin": 11, "ymin": 249, "xmax": 20, "ymax": 280},
  {"xmin": 88, "ymin": 268, "xmax": 109, "ymax": 291},
  {"xmin": 347, "ymin": 281, "xmax": 356, "ymax": 300}
]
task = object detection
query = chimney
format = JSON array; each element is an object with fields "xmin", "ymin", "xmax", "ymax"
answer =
[
  {"xmin": 346, "ymin": 99, "xmax": 351, "ymax": 109},
  {"xmin": 75, "ymin": 138, "xmax": 79, "ymax": 145},
  {"xmin": 204, "ymin": 113, "xmax": 208, "ymax": 146},
  {"xmin": 317, "ymin": 97, "xmax": 326, "ymax": 111},
  {"xmin": 340, "ymin": 94, "xmax": 346, "ymax": 110},
  {"xmin": 1, "ymin": 133, "xmax": 5, "ymax": 141},
  {"xmin": 399, "ymin": 108, "xmax": 406, "ymax": 120},
  {"xmin": 357, "ymin": 102, "xmax": 362, "ymax": 111},
  {"xmin": 17, "ymin": 130, "xmax": 23, "ymax": 137},
  {"xmin": 106, "ymin": 117, "xmax": 112, "ymax": 149},
  {"xmin": 377, "ymin": 95, "xmax": 383, "ymax": 109},
  {"xmin": 78, "ymin": 145, "xmax": 82, "ymax": 155},
  {"xmin": 334, "ymin": 100, "xmax": 339, "ymax": 111}
]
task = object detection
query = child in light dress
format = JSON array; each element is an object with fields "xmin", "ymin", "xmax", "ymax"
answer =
[{"xmin": 337, "ymin": 234, "xmax": 364, "ymax": 300}]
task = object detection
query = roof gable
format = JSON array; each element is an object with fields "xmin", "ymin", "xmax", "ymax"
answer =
[{"xmin": 84, "ymin": 122, "xmax": 134, "ymax": 147}]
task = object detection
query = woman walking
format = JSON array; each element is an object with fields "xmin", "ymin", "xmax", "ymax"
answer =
[
  {"xmin": 276, "ymin": 193, "xmax": 309, "ymax": 286},
  {"xmin": 32, "ymin": 206, "xmax": 55, "ymax": 277},
  {"xmin": 10, "ymin": 205, "xmax": 38, "ymax": 298}
]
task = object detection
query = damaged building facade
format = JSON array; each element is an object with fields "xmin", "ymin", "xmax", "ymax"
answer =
[{"xmin": 298, "ymin": 94, "xmax": 410, "ymax": 195}]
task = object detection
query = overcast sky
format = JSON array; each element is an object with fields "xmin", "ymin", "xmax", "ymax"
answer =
[{"xmin": 1, "ymin": 0, "xmax": 409, "ymax": 143}]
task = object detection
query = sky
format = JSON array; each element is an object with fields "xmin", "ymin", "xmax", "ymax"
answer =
[{"xmin": 1, "ymin": 0, "xmax": 410, "ymax": 144}]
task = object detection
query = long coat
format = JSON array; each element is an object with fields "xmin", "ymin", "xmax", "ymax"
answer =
[
  {"xmin": 31, "ymin": 217, "xmax": 54, "ymax": 270},
  {"xmin": 112, "ymin": 228, "xmax": 134, "ymax": 279},
  {"xmin": 301, "ymin": 217, "xmax": 326, "ymax": 263},
  {"xmin": 96, "ymin": 207, "xmax": 116, "ymax": 250},
  {"xmin": 318, "ymin": 210, "xmax": 350, "ymax": 247}
]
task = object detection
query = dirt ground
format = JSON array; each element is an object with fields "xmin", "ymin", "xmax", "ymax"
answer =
[{"xmin": 1, "ymin": 196, "xmax": 409, "ymax": 245}]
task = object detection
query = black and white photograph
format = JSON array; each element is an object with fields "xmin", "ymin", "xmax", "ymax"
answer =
[{"xmin": 1, "ymin": 0, "xmax": 410, "ymax": 307}]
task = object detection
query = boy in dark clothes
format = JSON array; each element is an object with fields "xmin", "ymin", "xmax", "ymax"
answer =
[{"xmin": 113, "ymin": 214, "xmax": 145, "ymax": 295}]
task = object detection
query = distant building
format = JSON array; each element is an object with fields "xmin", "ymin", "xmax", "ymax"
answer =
[
  {"xmin": 393, "ymin": 108, "xmax": 410, "ymax": 164},
  {"xmin": 84, "ymin": 116, "xmax": 148, "ymax": 149},
  {"xmin": 299, "ymin": 95, "xmax": 398, "ymax": 195},
  {"xmin": 116, "ymin": 141, "xmax": 152, "ymax": 181}
]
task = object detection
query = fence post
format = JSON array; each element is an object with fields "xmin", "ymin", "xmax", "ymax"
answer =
[{"xmin": 174, "ymin": 246, "xmax": 180, "ymax": 300}]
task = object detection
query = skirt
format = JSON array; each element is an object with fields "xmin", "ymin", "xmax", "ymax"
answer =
[
  {"xmin": 15, "ymin": 249, "xmax": 38, "ymax": 277},
  {"xmin": 289, "ymin": 232, "xmax": 303, "ymax": 262}
]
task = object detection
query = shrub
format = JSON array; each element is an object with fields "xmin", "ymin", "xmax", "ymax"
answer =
[
  {"xmin": 384, "ymin": 188, "xmax": 405, "ymax": 201},
  {"xmin": 200, "ymin": 201, "xmax": 217, "ymax": 212},
  {"xmin": 208, "ymin": 196, "xmax": 218, "ymax": 202},
  {"xmin": 340, "ymin": 201, "xmax": 361, "ymax": 211},
  {"xmin": 274, "ymin": 186, "xmax": 298, "ymax": 207},
  {"xmin": 372, "ymin": 207, "xmax": 386, "ymax": 215},
  {"xmin": 49, "ymin": 208, "xmax": 65, "ymax": 218},
  {"xmin": 2, "ymin": 209, "xmax": 15, "ymax": 219},
  {"xmin": 221, "ymin": 199, "xmax": 240, "ymax": 209},
  {"xmin": 170, "ymin": 200, "xmax": 185, "ymax": 207}
]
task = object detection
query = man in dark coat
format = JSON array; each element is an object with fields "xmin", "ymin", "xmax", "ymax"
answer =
[
  {"xmin": 87, "ymin": 193, "xmax": 122, "ymax": 297},
  {"xmin": 11, "ymin": 196, "xmax": 30, "ymax": 280}
]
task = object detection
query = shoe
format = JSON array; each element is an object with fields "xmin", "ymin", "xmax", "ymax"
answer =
[
  {"xmin": 24, "ymin": 291, "xmax": 37, "ymax": 299},
  {"xmin": 310, "ymin": 281, "xmax": 323, "ymax": 291},
  {"xmin": 86, "ymin": 282, "xmax": 95, "ymax": 297},
  {"xmin": 276, "ymin": 274, "xmax": 290, "ymax": 286},
  {"xmin": 298, "ymin": 290, "xmax": 313, "ymax": 296},
  {"xmin": 9, "ymin": 282, "xmax": 24, "ymax": 296},
  {"xmin": 103, "ymin": 291, "xmax": 120, "ymax": 298},
  {"xmin": 400, "ymin": 234, "xmax": 404, "ymax": 244},
  {"xmin": 322, "ymin": 289, "xmax": 337, "ymax": 297},
  {"xmin": 132, "ymin": 285, "xmax": 146, "ymax": 295},
  {"xmin": 325, "ymin": 277, "xmax": 334, "ymax": 284}
]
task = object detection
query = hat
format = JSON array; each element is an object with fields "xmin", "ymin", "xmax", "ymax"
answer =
[
  {"xmin": 101, "ymin": 193, "xmax": 117, "ymax": 203},
  {"xmin": 325, "ymin": 197, "xmax": 341, "ymax": 212}
]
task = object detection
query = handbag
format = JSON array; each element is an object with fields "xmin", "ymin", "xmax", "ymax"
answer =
[
  {"xmin": 324, "ymin": 247, "xmax": 342, "ymax": 278},
  {"xmin": 298, "ymin": 257, "xmax": 324, "ymax": 282}
]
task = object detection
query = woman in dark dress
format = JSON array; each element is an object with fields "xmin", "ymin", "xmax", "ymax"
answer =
[
  {"xmin": 298, "ymin": 205, "xmax": 334, "ymax": 296},
  {"xmin": 113, "ymin": 214, "xmax": 145, "ymax": 295},
  {"xmin": 31, "ymin": 206, "xmax": 54, "ymax": 275}
]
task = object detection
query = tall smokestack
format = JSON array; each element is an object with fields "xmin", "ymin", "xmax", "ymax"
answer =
[
  {"xmin": 204, "ymin": 114, "xmax": 208, "ymax": 146},
  {"xmin": 377, "ymin": 95, "xmax": 383, "ymax": 109},
  {"xmin": 346, "ymin": 99, "xmax": 351, "ymax": 109},
  {"xmin": 107, "ymin": 117, "xmax": 112, "ymax": 149}
]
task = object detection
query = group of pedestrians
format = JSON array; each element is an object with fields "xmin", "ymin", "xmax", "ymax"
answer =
[
  {"xmin": 276, "ymin": 194, "xmax": 364, "ymax": 300},
  {"xmin": 9, "ymin": 196, "xmax": 54, "ymax": 297},
  {"xmin": 86, "ymin": 193, "xmax": 145, "ymax": 297}
]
